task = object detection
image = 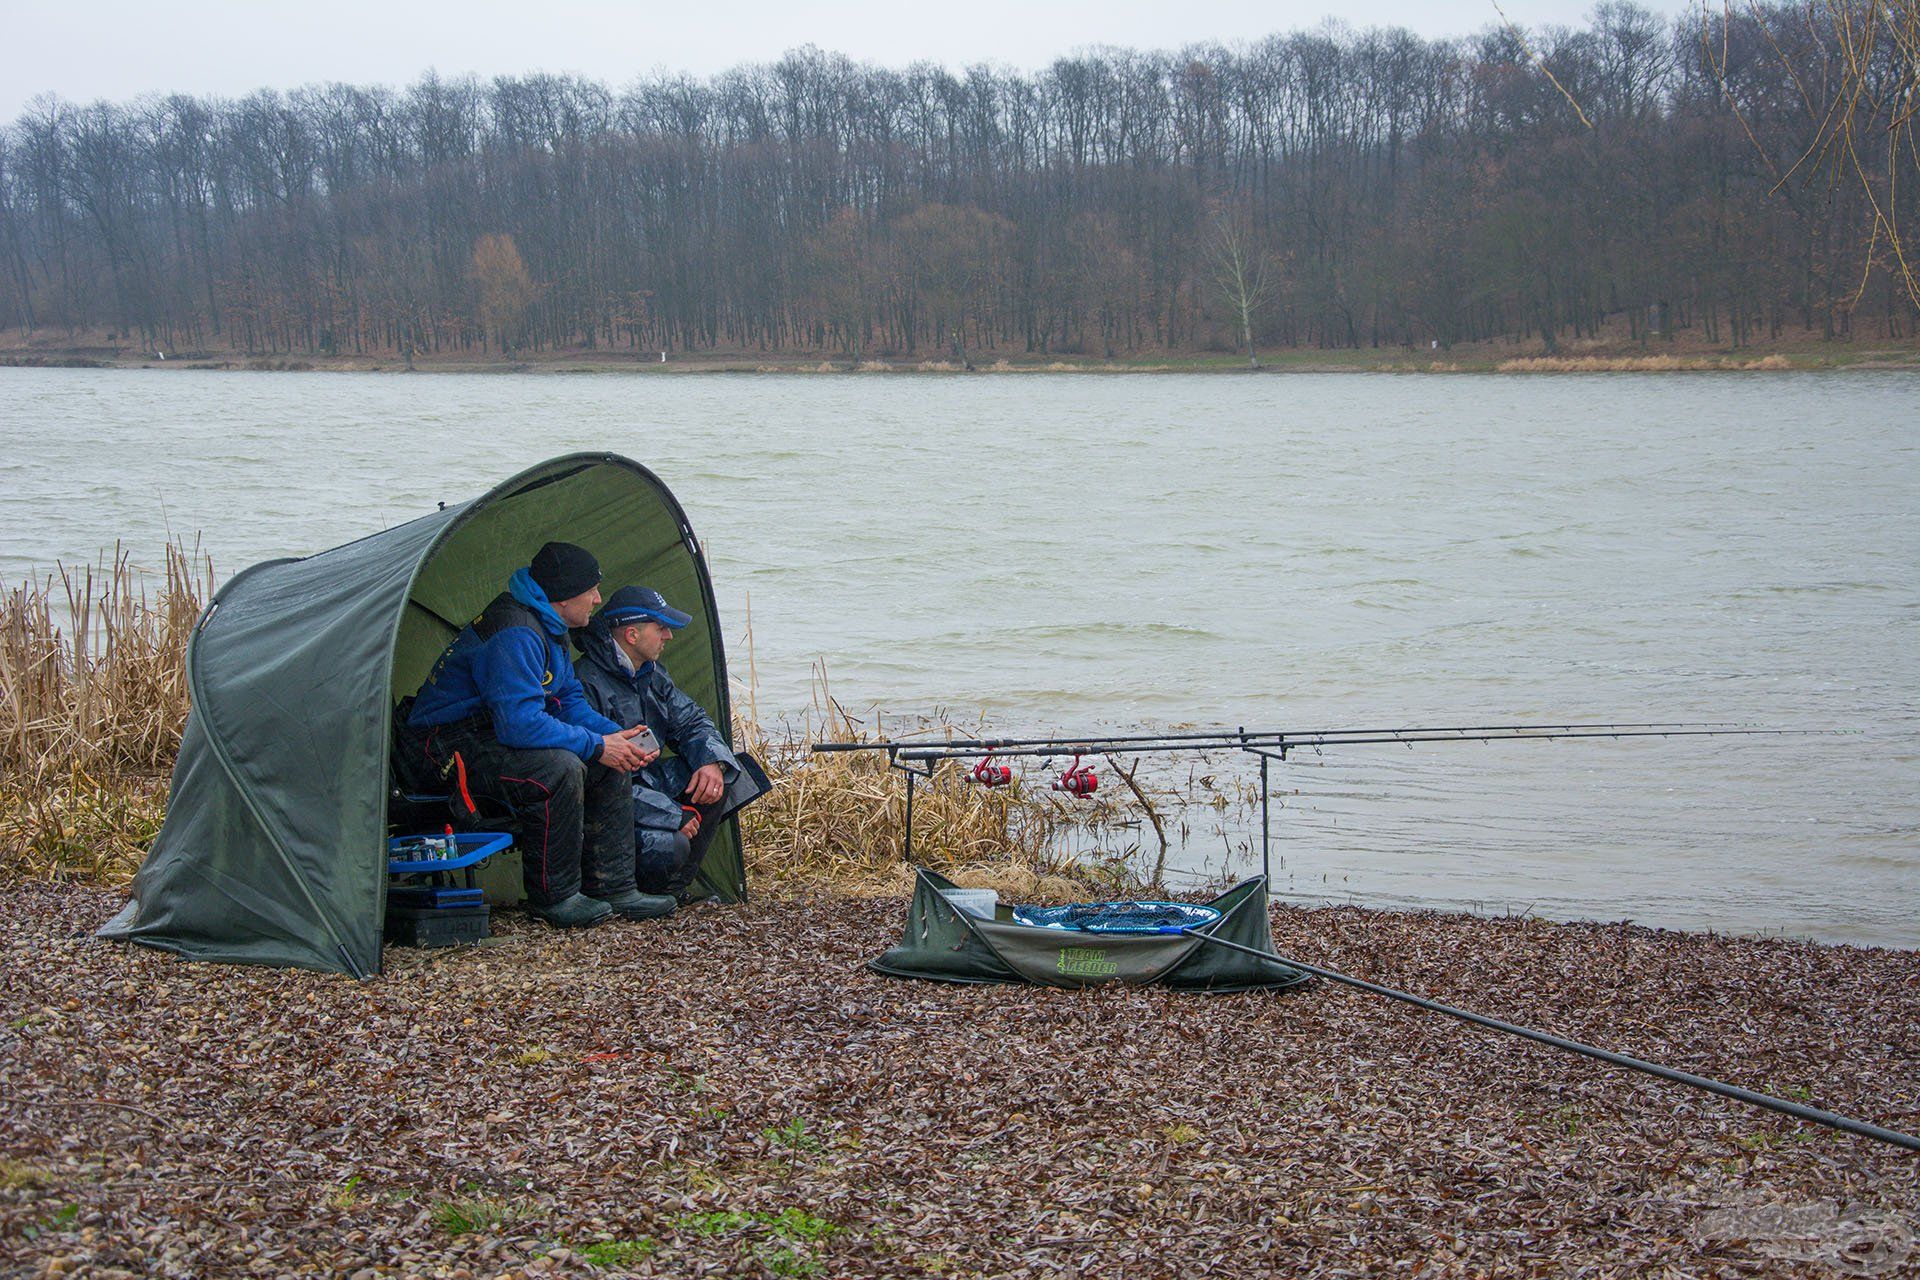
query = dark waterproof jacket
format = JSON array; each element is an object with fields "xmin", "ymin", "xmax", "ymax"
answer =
[
  {"xmin": 409, "ymin": 592, "xmax": 619, "ymax": 760},
  {"xmin": 573, "ymin": 617, "xmax": 740, "ymax": 830}
]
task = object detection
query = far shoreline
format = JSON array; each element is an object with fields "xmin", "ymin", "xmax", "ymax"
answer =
[{"xmin": 4, "ymin": 334, "xmax": 1917, "ymax": 377}]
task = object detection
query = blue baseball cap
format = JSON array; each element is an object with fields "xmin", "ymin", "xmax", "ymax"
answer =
[{"xmin": 599, "ymin": 585, "xmax": 693, "ymax": 629}]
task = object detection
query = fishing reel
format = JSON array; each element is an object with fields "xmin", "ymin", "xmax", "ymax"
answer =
[
  {"xmin": 968, "ymin": 755, "xmax": 1013, "ymax": 788},
  {"xmin": 1051, "ymin": 755, "xmax": 1098, "ymax": 797}
]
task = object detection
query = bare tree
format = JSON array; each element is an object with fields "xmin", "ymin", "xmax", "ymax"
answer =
[
  {"xmin": 1208, "ymin": 211, "xmax": 1278, "ymax": 367},
  {"xmin": 1706, "ymin": 0, "xmax": 1920, "ymax": 309}
]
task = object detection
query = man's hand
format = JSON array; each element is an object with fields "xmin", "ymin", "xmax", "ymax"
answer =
[
  {"xmin": 679, "ymin": 808, "xmax": 702, "ymax": 840},
  {"xmin": 599, "ymin": 726, "xmax": 657, "ymax": 771},
  {"xmin": 684, "ymin": 762, "xmax": 726, "ymax": 806}
]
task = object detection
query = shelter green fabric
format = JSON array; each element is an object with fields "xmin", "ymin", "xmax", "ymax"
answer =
[
  {"xmin": 100, "ymin": 454, "xmax": 740, "ymax": 976},
  {"xmin": 869, "ymin": 869, "xmax": 1309, "ymax": 992}
]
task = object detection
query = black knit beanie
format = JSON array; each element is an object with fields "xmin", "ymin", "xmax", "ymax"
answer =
[{"xmin": 529, "ymin": 541, "xmax": 601, "ymax": 601}]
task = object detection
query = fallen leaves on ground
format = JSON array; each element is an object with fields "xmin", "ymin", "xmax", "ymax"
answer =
[{"xmin": 2, "ymin": 880, "xmax": 1915, "ymax": 1278}]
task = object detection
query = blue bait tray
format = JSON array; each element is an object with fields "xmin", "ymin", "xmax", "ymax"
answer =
[{"xmin": 387, "ymin": 831, "xmax": 512, "ymax": 875}]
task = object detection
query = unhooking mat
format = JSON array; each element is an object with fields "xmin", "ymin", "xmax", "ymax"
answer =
[{"xmin": 869, "ymin": 867, "xmax": 1311, "ymax": 992}]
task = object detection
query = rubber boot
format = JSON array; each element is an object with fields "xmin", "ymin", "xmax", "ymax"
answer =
[
  {"xmin": 598, "ymin": 888, "xmax": 678, "ymax": 921},
  {"xmin": 529, "ymin": 892, "xmax": 614, "ymax": 929}
]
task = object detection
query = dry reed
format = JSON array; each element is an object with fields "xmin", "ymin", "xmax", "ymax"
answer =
[
  {"xmin": 0, "ymin": 542, "xmax": 210, "ymax": 882},
  {"xmin": 733, "ymin": 664, "xmax": 1146, "ymax": 900},
  {"xmin": 1496, "ymin": 353, "xmax": 1794, "ymax": 372}
]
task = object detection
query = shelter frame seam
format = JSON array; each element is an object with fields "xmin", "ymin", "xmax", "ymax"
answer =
[{"xmin": 186, "ymin": 562, "xmax": 366, "ymax": 979}]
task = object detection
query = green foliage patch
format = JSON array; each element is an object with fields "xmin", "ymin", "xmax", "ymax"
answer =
[
  {"xmin": 670, "ymin": 1205, "xmax": 840, "ymax": 1273},
  {"xmin": 762, "ymin": 1117, "xmax": 823, "ymax": 1154},
  {"xmin": 579, "ymin": 1237, "xmax": 659, "ymax": 1267}
]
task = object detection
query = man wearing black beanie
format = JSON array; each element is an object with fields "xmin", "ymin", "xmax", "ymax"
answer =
[{"xmin": 396, "ymin": 542, "xmax": 676, "ymax": 926}]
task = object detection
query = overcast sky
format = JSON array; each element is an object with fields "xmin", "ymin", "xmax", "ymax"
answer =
[{"xmin": 4, "ymin": 0, "xmax": 1702, "ymax": 122}]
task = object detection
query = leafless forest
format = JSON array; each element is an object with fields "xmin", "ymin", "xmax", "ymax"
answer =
[{"xmin": 1, "ymin": 1, "xmax": 1914, "ymax": 361}]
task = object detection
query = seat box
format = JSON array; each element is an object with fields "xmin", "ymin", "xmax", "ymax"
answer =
[{"xmin": 384, "ymin": 902, "xmax": 490, "ymax": 948}]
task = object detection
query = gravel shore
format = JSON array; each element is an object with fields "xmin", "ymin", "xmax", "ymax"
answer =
[{"xmin": 3, "ymin": 880, "xmax": 1915, "ymax": 1278}]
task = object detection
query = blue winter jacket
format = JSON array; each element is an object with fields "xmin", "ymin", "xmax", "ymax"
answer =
[{"xmin": 407, "ymin": 569, "xmax": 621, "ymax": 761}]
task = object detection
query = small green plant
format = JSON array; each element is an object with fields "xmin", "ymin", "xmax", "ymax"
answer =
[
  {"xmin": 765, "ymin": 1208, "xmax": 836, "ymax": 1242},
  {"xmin": 580, "ymin": 1238, "xmax": 658, "ymax": 1267},
  {"xmin": 664, "ymin": 1069, "xmax": 709, "ymax": 1094},
  {"xmin": 763, "ymin": 1118, "xmax": 823, "ymax": 1154},
  {"xmin": 327, "ymin": 1174, "xmax": 363, "ymax": 1209},
  {"xmin": 512, "ymin": 1047, "xmax": 553, "ymax": 1066},
  {"xmin": 755, "ymin": 1240, "xmax": 824, "ymax": 1277},
  {"xmin": 430, "ymin": 1189, "xmax": 527, "ymax": 1235},
  {"xmin": 1160, "ymin": 1122, "xmax": 1203, "ymax": 1145},
  {"xmin": 1735, "ymin": 1131, "xmax": 1779, "ymax": 1151},
  {"xmin": 1784, "ymin": 1084, "xmax": 1814, "ymax": 1102},
  {"xmin": 677, "ymin": 1209, "xmax": 752, "ymax": 1236},
  {"xmin": 20, "ymin": 1203, "xmax": 80, "ymax": 1241},
  {"xmin": 1552, "ymin": 1105, "xmax": 1584, "ymax": 1136}
]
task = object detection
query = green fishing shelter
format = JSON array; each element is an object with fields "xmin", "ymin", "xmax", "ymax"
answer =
[
  {"xmin": 100, "ymin": 453, "xmax": 742, "ymax": 977},
  {"xmin": 873, "ymin": 869, "xmax": 1310, "ymax": 992}
]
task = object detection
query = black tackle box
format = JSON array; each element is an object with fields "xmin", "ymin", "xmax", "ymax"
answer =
[{"xmin": 383, "ymin": 885, "xmax": 490, "ymax": 947}]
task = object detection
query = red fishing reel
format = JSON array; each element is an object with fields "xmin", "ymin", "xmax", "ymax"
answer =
[
  {"xmin": 1052, "ymin": 755, "xmax": 1098, "ymax": 797},
  {"xmin": 969, "ymin": 754, "xmax": 1013, "ymax": 787}
]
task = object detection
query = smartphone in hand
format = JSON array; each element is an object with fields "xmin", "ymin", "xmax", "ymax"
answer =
[{"xmin": 627, "ymin": 724, "xmax": 661, "ymax": 755}]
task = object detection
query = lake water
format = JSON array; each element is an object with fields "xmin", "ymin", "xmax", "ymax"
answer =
[{"xmin": 3, "ymin": 367, "xmax": 1915, "ymax": 947}]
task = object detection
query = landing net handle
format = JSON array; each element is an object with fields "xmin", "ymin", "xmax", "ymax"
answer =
[{"xmin": 1184, "ymin": 927, "xmax": 1920, "ymax": 1155}]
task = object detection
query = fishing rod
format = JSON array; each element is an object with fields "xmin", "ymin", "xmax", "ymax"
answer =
[
  {"xmin": 892, "ymin": 725, "xmax": 1819, "ymax": 763},
  {"xmin": 1181, "ymin": 926, "xmax": 1920, "ymax": 1154},
  {"xmin": 810, "ymin": 721, "xmax": 1737, "ymax": 756},
  {"xmin": 813, "ymin": 719, "xmax": 1830, "ymax": 873}
]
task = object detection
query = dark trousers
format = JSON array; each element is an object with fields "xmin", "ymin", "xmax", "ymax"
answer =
[
  {"xmin": 396, "ymin": 716, "xmax": 635, "ymax": 906},
  {"xmin": 635, "ymin": 825, "xmax": 696, "ymax": 895}
]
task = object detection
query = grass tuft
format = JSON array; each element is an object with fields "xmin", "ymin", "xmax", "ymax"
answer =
[
  {"xmin": 0, "ymin": 1158, "xmax": 54, "ymax": 1190},
  {"xmin": 428, "ymin": 1189, "xmax": 530, "ymax": 1235}
]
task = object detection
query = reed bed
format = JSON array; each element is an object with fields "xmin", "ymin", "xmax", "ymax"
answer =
[
  {"xmin": 0, "ymin": 543, "xmax": 209, "ymax": 883},
  {"xmin": 1496, "ymin": 353, "xmax": 1793, "ymax": 372}
]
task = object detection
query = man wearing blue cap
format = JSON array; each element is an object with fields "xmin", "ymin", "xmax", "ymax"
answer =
[
  {"xmin": 395, "ymin": 542, "xmax": 674, "ymax": 927},
  {"xmin": 573, "ymin": 585, "xmax": 744, "ymax": 898}
]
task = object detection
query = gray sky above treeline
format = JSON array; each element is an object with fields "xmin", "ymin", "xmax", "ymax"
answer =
[{"xmin": 5, "ymin": 0, "xmax": 1701, "ymax": 123}]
